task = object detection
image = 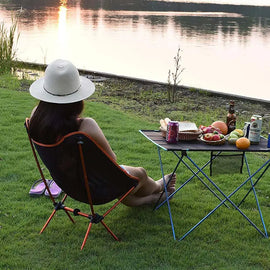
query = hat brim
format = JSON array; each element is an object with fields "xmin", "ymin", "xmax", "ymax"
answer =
[{"xmin": 30, "ymin": 76, "xmax": 95, "ymax": 104}]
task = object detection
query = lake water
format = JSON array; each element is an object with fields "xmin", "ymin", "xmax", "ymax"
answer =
[{"xmin": 1, "ymin": 0, "xmax": 270, "ymax": 102}]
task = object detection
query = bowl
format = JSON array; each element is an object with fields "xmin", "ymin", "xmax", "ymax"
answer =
[{"xmin": 200, "ymin": 137, "xmax": 226, "ymax": 145}]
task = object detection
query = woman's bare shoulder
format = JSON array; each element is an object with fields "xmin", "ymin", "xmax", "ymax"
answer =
[
  {"xmin": 80, "ymin": 117, "xmax": 96, "ymax": 126},
  {"xmin": 79, "ymin": 117, "xmax": 99, "ymax": 133}
]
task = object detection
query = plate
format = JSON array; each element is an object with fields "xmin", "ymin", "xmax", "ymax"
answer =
[{"xmin": 200, "ymin": 137, "xmax": 226, "ymax": 145}]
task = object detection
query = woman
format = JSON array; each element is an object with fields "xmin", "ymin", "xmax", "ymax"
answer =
[{"xmin": 29, "ymin": 59, "xmax": 176, "ymax": 206}]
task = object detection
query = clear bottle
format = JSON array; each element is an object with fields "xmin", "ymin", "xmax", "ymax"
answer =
[{"xmin": 226, "ymin": 100, "xmax": 236, "ymax": 134}]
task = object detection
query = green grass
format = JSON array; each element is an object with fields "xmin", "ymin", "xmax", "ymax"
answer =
[{"xmin": 1, "ymin": 75, "xmax": 270, "ymax": 269}]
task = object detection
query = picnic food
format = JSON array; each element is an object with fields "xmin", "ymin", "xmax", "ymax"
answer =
[
  {"xmin": 211, "ymin": 121, "xmax": 228, "ymax": 135},
  {"xmin": 159, "ymin": 118, "xmax": 171, "ymax": 137},
  {"xmin": 160, "ymin": 119, "xmax": 167, "ymax": 131},
  {"xmin": 177, "ymin": 121, "xmax": 201, "ymax": 141},
  {"xmin": 159, "ymin": 119, "xmax": 201, "ymax": 140},
  {"xmin": 228, "ymin": 129, "xmax": 244, "ymax": 144},
  {"xmin": 202, "ymin": 132, "xmax": 224, "ymax": 141},
  {"xmin": 199, "ymin": 125, "xmax": 222, "ymax": 134},
  {"xmin": 201, "ymin": 132, "xmax": 226, "ymax": 145},
  {"xmin": 236, "ymin": 137, "xmax": 250, "ymax": 150},
  {"xmin": 234, "ymin": 129, "xmax": 244, "ymax": 136},
  {"xmin": 160, "ymin": 118, "xmax": 171, "ymax": 131}
]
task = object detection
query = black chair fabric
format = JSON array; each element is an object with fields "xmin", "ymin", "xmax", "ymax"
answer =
[{"xmin": 33, "ymin": 132, "xmax": 139, "ymax": 205}]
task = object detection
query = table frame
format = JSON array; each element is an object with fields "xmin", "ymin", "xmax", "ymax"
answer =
[{"xmin": 140, "ymin": 130, "xmax": 270, "ymax": 241}]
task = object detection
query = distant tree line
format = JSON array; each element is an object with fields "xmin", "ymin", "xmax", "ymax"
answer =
[{"xmin": 5, "ymin": 0, "xmax": 270, "ymax": 18}]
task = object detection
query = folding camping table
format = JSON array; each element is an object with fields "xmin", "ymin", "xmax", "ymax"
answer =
[{"xmin": 139, "ymin": 130, "xmax": 270, "ymax": 240}]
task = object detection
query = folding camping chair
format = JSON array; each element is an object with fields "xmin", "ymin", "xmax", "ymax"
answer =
[{"xmin": 25, "ymin": 118, "xmax": 139, "ymax": 250}]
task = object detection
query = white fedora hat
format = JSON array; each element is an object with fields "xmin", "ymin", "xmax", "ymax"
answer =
[{"xmin": 29, "ymin": 59, "xmax": 95, "ymax": 104}]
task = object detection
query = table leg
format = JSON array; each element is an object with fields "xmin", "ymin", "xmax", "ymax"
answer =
[
  {"xmin": 154, "ymin": 150, "xmax": 183, "ymax": 210},
  {"xmin": 156, "ymin": 150, "xmax": 229, "ymax": 210},
  {"xmin": 157, "ymin": 147, "xmax": 176, "ymax": 240},
  {"xmin": 240, "ymin": 154, "xmax": 269, "ymax": 237},
  {"xmin": 178, "ymin": 153, "xmax": 230, "ymax": 208},
  {"xmin": 179, "ymin": 155, "xmax": 270, "ymax": 240},
  {"xmin": 238, "ymin": 161, "xmax": 270, "ymax": 208}
]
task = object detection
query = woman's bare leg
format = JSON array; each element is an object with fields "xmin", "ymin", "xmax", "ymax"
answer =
[
  {"xmin": 122, "ymin": 165, "xmax": 176, "ymax": 197},
  {"xmin": 121, "ymin": 192, "xmax": 167, "ymax": 207}
]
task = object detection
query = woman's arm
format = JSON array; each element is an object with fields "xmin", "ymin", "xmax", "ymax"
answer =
[
  {"xmin": 79, "ymin": 117, "xmax": 117, "ymax": 161},
  {"xmin": 30, "ymin": 106, "xmax": 37, "ymax": 118}
]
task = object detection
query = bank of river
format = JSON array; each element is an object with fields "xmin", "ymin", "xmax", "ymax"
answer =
[{"xmin": 16, "ymin": 62, "xmax": 270, "ymax": 136}]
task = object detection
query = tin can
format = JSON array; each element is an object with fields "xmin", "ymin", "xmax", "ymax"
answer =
[
  {"xmin": 268, "ymin": 133, "xmax": 270, "ymax": 148},
  {"xmin": 243, "ymin": 122, "xmax": 250, "ymax": 138},
  {"xmin": 248, "ymin": 115, "xmax": 262, "ymax": 144},
  {"xmin": 166, "ymin": 121, "xmax": 179, "ymax": 144}
]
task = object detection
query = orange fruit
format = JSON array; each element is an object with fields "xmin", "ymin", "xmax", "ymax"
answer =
[
  {"xmin": 236, "ymin": 137, "xmax": 250, "ymax": 150},
  {"xmin": 211, "ymin": 121, "xmax": 228, "ymax": 135}
]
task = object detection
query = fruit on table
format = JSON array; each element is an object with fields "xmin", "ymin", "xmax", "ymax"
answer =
[
  {"xmin": 228, "ymin": 137, "xmax": 238, "ymax": 145},
  {"xmin": 234, "ymin": 129, "xmax": 244, "ymax": 137},
  {"xmin": 211, "ymin": 121, "xmax": 228, "ymax": 135},
  {"xmin": 236, "ymin": 137, "xmax": 250, "ymax": 150},
  {"xmin": 203, "ymin": 133, "xmax": 213, "ymax": 141},
  {"xmin": 227, "ymin": 128, "xmax": 244, "ymax": 144},
  {"xmin": 199, "ymin": 125, "xmax": 222, "ymax": 134},
  {"xmin": 203, "ymin": 133, "xmax": 224, "ymax": 141},
  {"xmin": 230, "ymin": 130, "xmax": 242, "ymax": 137},
  {"xmin": 230, "ymin": 133, "xmax": 239, "ymax": 139},
  {"xmin": 212, "ymin": 134, "xmax": 222, "ymax": 141}
]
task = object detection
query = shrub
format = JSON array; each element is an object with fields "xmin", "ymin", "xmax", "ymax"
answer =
[
  {"xmin": 0, "ymin": 16, "xmax": 20, "ymax": 74},
  {"xmin": 167, "ymin": 47, "xmax": 184, "ymax": 103}
]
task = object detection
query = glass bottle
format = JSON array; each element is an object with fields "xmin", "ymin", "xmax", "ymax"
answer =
[{"xmin": 226, "ymin": 100, "xmax": 236, "ymax": 133}]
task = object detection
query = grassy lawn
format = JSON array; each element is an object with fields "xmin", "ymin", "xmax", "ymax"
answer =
[{"xmin": 1, "ymin": 74, "xmax": 270, "ymax": 269}]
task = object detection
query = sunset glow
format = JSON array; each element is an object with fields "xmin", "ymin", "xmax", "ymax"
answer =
[{"xmin": 57, "ymin": 0, "xmax": 67, "ymax": 56}]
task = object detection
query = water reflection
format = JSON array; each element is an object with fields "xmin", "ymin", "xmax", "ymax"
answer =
[
  {"xmin": 58, "ymin": 0, "xmax": 67, "ymax": 57},
  {"xmin": 1, "ymin": 0, "xmax": 270, "ymax": 100},
  {"xmin": 6, "ymin": 2, "xmax": 267, "ymax": 41}
]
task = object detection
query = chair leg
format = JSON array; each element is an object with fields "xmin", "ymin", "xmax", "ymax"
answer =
[
  {"xmin": 40, "ymin": 209, "xmax": 57, "ymax": 234},
  {"xmin": 64, "ymin": 210, "xmax": 76, "ymax": 224},
  {"xmin": 101, "ymin": 220, "xmax": 119, "ymax": 241},
  {"xmin": 80, "ymin": 220, "xmax": 119, "ymax": 250},
  {"xmin": 81, "ymin": 222, "xmax": 93, "ymax": 250},
  {"xmin": 40, "ymin": 207, "xmax": 75, "ymax": 234}
]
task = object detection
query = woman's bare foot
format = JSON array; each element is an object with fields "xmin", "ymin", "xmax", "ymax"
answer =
[{"xmin": 157, "ymin": 173, "xmax": 176, "ymax": 193}]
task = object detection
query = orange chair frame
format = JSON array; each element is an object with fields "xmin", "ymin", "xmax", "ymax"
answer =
[{"xmin": 25, "ymin": 118, "xmax": 139, "ymax": 250}]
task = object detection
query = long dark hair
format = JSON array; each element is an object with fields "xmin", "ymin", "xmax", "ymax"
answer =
[{"xmin": 29, "ymin": 100, "xmax": 84, "ymax": 144}]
